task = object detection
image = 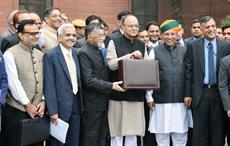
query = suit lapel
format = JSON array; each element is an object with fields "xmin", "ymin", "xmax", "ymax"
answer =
[
  {"xmin": 72, "ymin": 49, "xmax": 81, "ymax": 84},
  {"xmin": 196, "ymin": 38, "xmax": 205, "ymax": 74},
  {"xmin": 57, "ymin": 45, "xmax": 71, "ymax": 82},
  {"xmin": 216, "ymin": 39, "xmax": 223, "ymax": 71}
]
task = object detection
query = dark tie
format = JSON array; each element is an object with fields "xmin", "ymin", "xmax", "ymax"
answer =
[
  {"xmin": 100, "ymin": 47, "xmax": 107, "ymax": 65},
  {"xmin": 208, "ymin": 42, "xmax": 216, "ymax": 84},
  {"xmin": 147, "ymin": 46, "xmax": 153, "ymax": 55}
]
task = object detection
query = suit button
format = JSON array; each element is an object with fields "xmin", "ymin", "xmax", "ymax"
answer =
[
  {"xmin": 34, "ymin": 71, "xmax": 37, "ymax": 74},
  {"xmin": 36, "ymin": 81, "xmax": 39, "ymax": 84}
]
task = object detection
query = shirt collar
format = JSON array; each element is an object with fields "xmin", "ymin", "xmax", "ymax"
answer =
[
  {"xmin": 204, "ymin": 37, "xmax": 217, "ymax": 48},
  {"xmin": 60, "ymin": 44, "xmax": 72, "ymax": 57}
]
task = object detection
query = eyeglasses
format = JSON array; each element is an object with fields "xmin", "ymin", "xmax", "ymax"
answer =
[
  {"xmin": 124, "ymin": 24, "xmax": 140, "ymax": 29},
  {"xmin": 90, "ymin": 32, "xmax": 105, "ymax": 38},
  {"xmin": 23, "ymin": 31, "xmax": 41, "ymax": 36}
]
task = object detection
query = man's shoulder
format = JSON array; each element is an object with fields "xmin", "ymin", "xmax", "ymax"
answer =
[
  {"xmin": 221, "ymin": 54, "xmax": 230, "ymax": 63},
  {"xmin": 218, "ymin": 39, "xmax": 230, "ymax": 47},
  {"xmin": 45, "ymin": 45, "xmax": 60, "ymax": 56},
  {"xmin": 7, "ymin": 43, "xmax": 20, "ymax": 52},
  {"xmin": 77, "ymin": 45, "xmax": 92, "ymax": 55}
]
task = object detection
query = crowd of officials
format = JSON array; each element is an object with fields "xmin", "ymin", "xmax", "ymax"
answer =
[{"xmin": 0, "ymin": 7, "xmax": 230, "ymax": 146}]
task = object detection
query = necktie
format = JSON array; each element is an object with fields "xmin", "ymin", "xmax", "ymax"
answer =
[
  {"xmin": 100, "ymin": 47, "xmax": 107, "ymax": 65},
  {"xmin": 208, "ymin": 42, "xmax": 216, "ymax": 84},
  {"xmin": 147, "ymin": 46, "xmax": 153, "ymax": 55},
  {"xmin": 67, "ymin": 53, "xmax": 78, "ymax": 94}
]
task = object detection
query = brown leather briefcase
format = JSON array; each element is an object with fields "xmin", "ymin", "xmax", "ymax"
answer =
[{"xmin": 118, "ymin": 59, "xmax": 160, "ymax": 89}]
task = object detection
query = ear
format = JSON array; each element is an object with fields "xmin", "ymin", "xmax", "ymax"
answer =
[
  {"xmin": 44, "ymin": 16, "xmax": 49, "ymax": 24},
  {"xmin": 18, "ymin": 33, "xmax": 24, "ymax": 40},
  {"xmin": 57, "ymin": 35, "xmax": 62, "ymax": 42},
  {"xmin": 121, "ymin": 25, "xmax": 125, "ymax": 31}
]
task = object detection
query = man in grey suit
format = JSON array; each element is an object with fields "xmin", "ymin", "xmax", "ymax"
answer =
[
  {"xmin": 43, "ymin": 23, "xmax": 82, "ymax": 146},
  {"xmin": 185, "ymin": 16, "xmax": 230, "ymax": 146},
  {"xmin": 219, "ymin": 53, "xmax": 230, "ymax": 146}
]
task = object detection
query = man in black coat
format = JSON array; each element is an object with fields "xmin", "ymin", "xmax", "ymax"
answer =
[
  {"xmin": 184, "ymin": 16, "xmax": 230, "ymax": 146},
  {"xmin": 78, "ymin": 23, "xmax": 124, "ymax": 146}
]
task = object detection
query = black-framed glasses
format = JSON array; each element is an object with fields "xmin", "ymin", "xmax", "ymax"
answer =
[{"xmin": 23, "ymin": 31, "xmax": 41, "ymax": 36}]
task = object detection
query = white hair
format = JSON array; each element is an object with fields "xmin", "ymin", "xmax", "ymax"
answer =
[{"xmin": 57, "ymin": 23, "xmax": 75, "ymax": 36}]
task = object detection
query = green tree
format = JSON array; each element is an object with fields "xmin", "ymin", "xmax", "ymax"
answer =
[{"xmin": 220, "ymin": 15, "xmax": 230, "ymax": 27}]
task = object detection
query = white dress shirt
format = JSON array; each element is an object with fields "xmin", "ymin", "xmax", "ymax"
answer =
[
  {"xmin": 4, "ymin": 51, "xmax": 30, "ymax": 105},
  {"xmin": 60, "ymin": 44, "xmax": 78, "ymax": 94}
]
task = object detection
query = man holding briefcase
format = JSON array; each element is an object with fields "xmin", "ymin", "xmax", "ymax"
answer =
[
  {"xmin": 3, "ymin": 19, "xmax": 45, "ymax": 146},
  {"xmin": 106, "ymin": 14, "xmax": 145, "ymax": 146}
]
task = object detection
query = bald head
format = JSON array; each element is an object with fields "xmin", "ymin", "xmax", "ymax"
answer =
[
  {"xmin": 30, "ymin": 12, "xmax": 42, "ymax": 29},
  {"xmin": 121, "ymin": 15, "xmax": 139, "ymax": 39}
]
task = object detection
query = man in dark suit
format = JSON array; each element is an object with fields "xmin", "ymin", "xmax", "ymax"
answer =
[
  {"xmin": 43, "ymin": 23, "xmax": 82, "ymax": 146},
  {"xmin": 184, "ymin": 16, "xmax": 230, "ymax": 146},
  {"xmin": 0, "ymin": 50, "xmax": 8, "ymax": 145},
  {"xmin": 78, "ymin": 23, "xmax": 124, "ymax": 146},
  {"xmin": 1, "ymin": 10, "xmax": 31, "ymax": 53},
  {"xmin": 184, "ymin": 19, "xmax": 203, "ymax": 44},
  {"xmin": 219, "ymin": 53, "xmax": 230, "ymax": 146}
]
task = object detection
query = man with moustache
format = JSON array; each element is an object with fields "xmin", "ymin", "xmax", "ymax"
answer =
[
  {"xmin": 3, "ymin": 19, "xmax": 45, "ymax": 146},
  {"xmin": 185, "ymin": 16, "xmax": 230, "ymax": 146},
  {"xmin": 147, "ymin": 19, "xmax": 192, "ymax": 146},
  {"xmin": 222, "ymin": 25, "xmax": 230, "ymax": 41},
  {"xmin": 41, "ymin": 7, "xmax": 62, "ymax": 52},
  {"xmin": 78, "ymin": 23, "xmax": 124, "ymax": 146},
  {"xmin": 107, "ymin": 15, "xmax": 145, "ymax": 146},
  {"xmin": 185, "ymin": 19, "xmax": 203, "ymax": 43},
  {"xmin": 0, "ymin": 10, "xmax": 31, "ymax": 53}
]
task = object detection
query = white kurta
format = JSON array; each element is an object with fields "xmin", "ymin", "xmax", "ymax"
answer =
[{"xmin": 148, "ymin": 103, "xmax": 193, "ymax": 134}]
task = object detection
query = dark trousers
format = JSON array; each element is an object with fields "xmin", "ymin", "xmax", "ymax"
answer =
[
  {"xmin": 3, "ymin": 104, "xmax": 43, "ymax": 146},
  {"xmin": 224, "ymin": 113, "xmax": 230, "ymax": 145},
  {"xmin": 49, "ymin": 110, "xmax": 81, "ymax": 146},
  {"xmin": 80, "ymin": 111, "xmax": 109, "ymax": 146},
  {"xmin": 192, "ymin": 87, "xmax": 225, "ymax": 146}
]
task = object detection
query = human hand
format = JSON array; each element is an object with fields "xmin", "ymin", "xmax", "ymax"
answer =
[
  {"xmin": 147, "ymin": 101, "xmax": 155, "ymax": 110},
  {"xmin": 131, "ymin": 50, "xmax": 142, "ymax": 59},
  {"xmin": 184, "ymin": 97, "xmax": 192, "ymax": 108},
  {"xmin": 112, "ymin": 81, "xmax": 125, "ymax": 92},
  {"xmin": 227, "ymin": 109, "xmax": 230, "ymax": 118},
  {"xmin": 50, "ymin": 114, "xmax": 59, "ymax": 124},
  {"xmin": 36, "ymin": 101, "xmax": 45, "ymax": 117},
  {"xmin": 25, "ymin": 103, "xmax": 38, "ymax": 118}
]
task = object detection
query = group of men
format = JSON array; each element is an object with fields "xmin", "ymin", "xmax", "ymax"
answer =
[{"xmin": 0, "ymin": 7, "xmax": 230, "ymax": 146}]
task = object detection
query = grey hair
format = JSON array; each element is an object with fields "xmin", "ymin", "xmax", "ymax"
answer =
[
  {"xmin": 57, "ymin": 23, "xmax": 75, "ymax": 36},
  {"xmin": 85, "ymin": 23, "xmax": 104, "ymax": 39}
]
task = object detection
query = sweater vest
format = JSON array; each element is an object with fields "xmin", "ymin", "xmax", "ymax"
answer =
[
  {"xmin": 7, "ymin": 42, "xmax": 43, "ymax": 112},
  {"xmin": 109, "ymin": 35, "xmax": 145, "ymax": 101}
]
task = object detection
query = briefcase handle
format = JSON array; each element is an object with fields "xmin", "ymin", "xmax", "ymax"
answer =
[
  {"xmin": 23, "ymin": 115, "xmax": 48, "ymax": 124},
  {"xmin": 130, "ymin": 56, "xmax": 143, "ymax": 60}
]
